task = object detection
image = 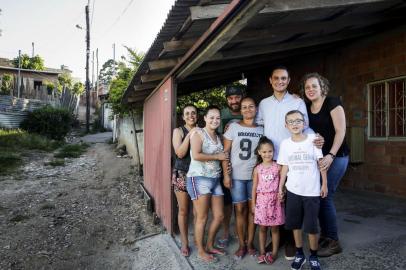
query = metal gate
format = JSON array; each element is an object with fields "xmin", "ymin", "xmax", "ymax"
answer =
[{"xmin": 143, "ymin": 77, "xmax": 174, "ymax": 233}]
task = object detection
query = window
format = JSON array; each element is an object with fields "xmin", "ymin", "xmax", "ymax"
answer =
[{"xmin": 368, "ymin": 77, "xmax": 406, "ymax": 139}]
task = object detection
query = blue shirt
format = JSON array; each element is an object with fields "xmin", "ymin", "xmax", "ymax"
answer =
[{"xmin": 256, "ymin": 92, "xmax": 312, "ymax": 159}]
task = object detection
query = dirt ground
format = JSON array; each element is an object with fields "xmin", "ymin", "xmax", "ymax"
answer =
[{"xmin": 0, "ymin": 139, "xmax": 162, "ymax": 270}]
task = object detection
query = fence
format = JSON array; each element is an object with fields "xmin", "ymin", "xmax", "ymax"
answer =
[{"xmin": 0, "ymin": 87, "xmax": 79, "ymax": 128}]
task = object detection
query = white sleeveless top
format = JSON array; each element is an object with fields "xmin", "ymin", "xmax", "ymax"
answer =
[{"xmin": 187, "ymin": 128, "xmax": 223, "ymax": 178}]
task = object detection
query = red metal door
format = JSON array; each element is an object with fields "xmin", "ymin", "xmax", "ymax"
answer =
[{"xmin": 143, "ymin": 77, "xmax": 174, "ymax": 233}]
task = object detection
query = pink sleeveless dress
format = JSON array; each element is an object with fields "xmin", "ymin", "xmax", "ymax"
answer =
[{"xmin": 254, "ymin": 163, "xmax": 285, "ymax": 226}]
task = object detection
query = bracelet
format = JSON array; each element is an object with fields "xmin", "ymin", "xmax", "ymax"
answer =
[{"xmin": 328, "ymin": 152, "xmax": 336, "ymax": 159}]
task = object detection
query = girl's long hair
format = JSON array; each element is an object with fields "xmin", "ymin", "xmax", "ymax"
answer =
[{"xmin": 255, "ymin": 136, "xmax": 275, "ymax": 166}]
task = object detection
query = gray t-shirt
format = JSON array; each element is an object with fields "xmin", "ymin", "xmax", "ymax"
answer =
[{"xmin": 224, "ymin": 122, "xmax": 263, "ymax": 180}]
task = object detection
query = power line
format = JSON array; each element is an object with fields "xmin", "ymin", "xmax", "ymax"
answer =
[
  {"xmin": 104, "ymin": 0, "xmax": 134, "ymax": 34},
  {"xmin": 90, "ymin": 0, "xmax": 96, "ymax": 30}
]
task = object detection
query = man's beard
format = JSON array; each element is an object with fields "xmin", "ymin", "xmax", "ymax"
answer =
[{"xmin": 228, "ymin": 104, "xmax": 240, "ymax": 113}]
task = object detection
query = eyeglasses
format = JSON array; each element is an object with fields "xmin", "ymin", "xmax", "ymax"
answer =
[{"xmin": 286, "ymin": 119, "xmax": 304, "ymax": 125}]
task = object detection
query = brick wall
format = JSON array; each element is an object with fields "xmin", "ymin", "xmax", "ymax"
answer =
[{"xmin": 247, "ymin": 26, "xmax": 406, "ymax": 197}]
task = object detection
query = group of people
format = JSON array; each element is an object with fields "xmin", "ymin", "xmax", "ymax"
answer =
[{"xmin": 171, "ymin": 66, "xmax": 349, "ymax": 270}]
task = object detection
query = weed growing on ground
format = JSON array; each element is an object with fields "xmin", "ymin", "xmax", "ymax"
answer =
[
  {"xmin": 54, "ymin": 143, "xmax": 89, "ymax": 158},
  {"xmin": 45, "ymin": 159, "xmax": 65, "ymax": 167},
  {"xmin": 0, "ymin": 129, "xmax": 63, "ymax": 174}
]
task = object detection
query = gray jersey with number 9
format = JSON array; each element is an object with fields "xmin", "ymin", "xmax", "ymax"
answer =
[{"xmin": 223, "ymin": 122, "xmax": 263, "ymax": 180}]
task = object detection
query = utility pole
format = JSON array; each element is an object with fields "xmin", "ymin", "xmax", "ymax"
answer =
[
  {"xmin": 91, "ymin": 51, "xmax": 95, "ymax": 90},
  {"xmin": 32, "ymin": 42, "xmax": 35, "ymax": 57},
  {"xmin": 17, "ymin": 50, "xmax": 21, "ymax": 98},
  {"xmin": 113, "ymin": 43, "xmax": 116, "ymax": 76},
  {"xmin": 96, "ymin": 48, "xmax": 99, "ymax": 99},
  {"xmin": 85, "ymin": 3, "xmax": 90, "ymax": 133}
]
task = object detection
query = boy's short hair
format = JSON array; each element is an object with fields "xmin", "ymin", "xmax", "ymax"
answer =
[{"xmin": 285, "ymin": 110, "xmax": 304, "ymax": 122}]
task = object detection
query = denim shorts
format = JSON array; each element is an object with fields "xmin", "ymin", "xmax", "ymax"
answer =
[
  {"xmin": 231, "ymin": 179, "xmax": 253, "ymax": 204},
  {"xmin": 186, "ymin": 176, "xmax": 224, "ymax": 200}
]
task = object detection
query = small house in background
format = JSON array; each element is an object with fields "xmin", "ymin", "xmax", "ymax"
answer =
[
  {"xmin": 119, "ymin": 0, "xmax": 406, "ymax": 233},
  {"xmin": 0, "ymin": 57, "xmax": 68, "ymax": 101},
  {"xmin": 0, "ymin": 58, "xmax": 78, "ymax": 128}
]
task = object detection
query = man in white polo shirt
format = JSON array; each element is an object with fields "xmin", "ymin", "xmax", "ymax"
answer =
[{"xmin": 256, "ymin": 66, "xmax": 323, "ymax": 260}]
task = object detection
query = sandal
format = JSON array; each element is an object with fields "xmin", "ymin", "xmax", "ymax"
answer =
[
  {"xmin": 257, "ymin": 254, "xmax": 266, "ymax": 264},
  {"xmin": 207, "ymin": 247, "xmax": 226, "ymax": 256},
  {"xmin": 264, "ymin": 253, "xmax": 274, "ymax": 264},
  {"xmin": 198, "ymin": 254, "xmax": 218, "ymax": 263},
  {"xmin": 180, "ymin": 246, "xmax": 190, "ymax": 257},
  {"xmin": 234, "ymin": 247, "xmax": 247, "ymax": 260},
  {"xmin": 217, "ymin": 237, "xmax": 229, "ymax": 249},
  {"xmin": 248, "ymin": 247, "xmax": 257, "ymax": 257}
]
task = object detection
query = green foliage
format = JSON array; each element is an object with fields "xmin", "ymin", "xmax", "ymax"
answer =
[
  {"xmin": 46, "ymin": 159, "xmax": 65, "ymax": 167},
  {"xmin": 0, "ymin": 152, "xmax": 21, "ymax": 174},
  {"xmin": 29, "ymin": 55, "xmax": 45, "ymax": 70},
  {"xmin": 0, "ymin": 129, "xmax": 63, "ymax": 174},
  {"xmin": 54, "ymin": 143, "xmax": 89, "ymax": 158},
  {"xmin": 107, "ymin": 46, "xmax": 144, "ymax": 116},
  {"xmin": 177, "ymin": 86, "xmax": 227, "ymax": 113},
  {"xmin": 99, "ymin": 59, "xmax": 117, "ymax": 85},
  {"xmin": 20, "ymin": 106, "xmax": 74, "ymax": 140},
  {"xmin": 1, "ymin": 74, "xmax": 12, "ymax": 95},
  {"xmin": 12, "ymin": 54, "xmax": 45, "ymax": 70},
  {"xmin": 57, "ymin": 71, "xmax": 73, "ymax": 93},
  {"xmin": 72, "ymin": 82, "xmax": 85, "ymax": 95},
  {"xmin": 0, "ymin": 129, "xmax": 63, "ymax": 151}
]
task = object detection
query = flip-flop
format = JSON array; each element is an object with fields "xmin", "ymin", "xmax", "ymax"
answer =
[
  {"xmin": 198, "ymin": 254, "xmax": 218, "ymax": 263},
  {"xmin": 180, "ymin": 247, "xmax": 190, "ymax": 257},
  {"xmin": 207, "ymin": 248, "xmax": 226, "ymax": 256},
  {"xmin": 248, "ymin": 248, "xmax": 257, "ymax": 257},
  {"xmin": 234, "ymin": 247, "xmax": 247, "ymax": 260}
]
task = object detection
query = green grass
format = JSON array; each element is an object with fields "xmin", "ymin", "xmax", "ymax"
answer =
[
  {"xmin": 0, "ymin": 129, "xmax": 63, "ymax": 152},
  {"xmin": 0, "ymin": 129, "xmax": 64, "ymax": 174},
  {"xmin": 45, "ymin": 159, "xmax": 65, "ymax": 167},
  {"xmin": 0, "ymin": 151, "xmax": 21, "ymax": 174},
  {"xmin": 54, "ymin": 143, "xmax": 89, "ymax": 158}
]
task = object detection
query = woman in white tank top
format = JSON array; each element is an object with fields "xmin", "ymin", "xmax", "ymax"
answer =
[{"xmin": 186, "ymin": 105, "xmax": 229, "ymax": 263}]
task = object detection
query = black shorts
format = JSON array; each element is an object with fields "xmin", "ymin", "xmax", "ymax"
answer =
[
  {"xmin": 220, "ymin": 177, "xmax": 232, "ymax": 206},
  {"xmin": 285, "ymin": 190, "xmax": 320, "ymax": 234}
]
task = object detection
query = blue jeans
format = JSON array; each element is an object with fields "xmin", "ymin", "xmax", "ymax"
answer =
[
  {"xmin": 319, "ymin": 156, "xmax": 349, "ymax": 240},
  {"xmin": 230, "ymin": 179, "xmax": 252, "ymax": 203}
]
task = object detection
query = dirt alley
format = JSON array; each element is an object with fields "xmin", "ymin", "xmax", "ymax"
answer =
[{"xmin": 0, "ymin": 141, "xmax": 162, "ymax": 270}]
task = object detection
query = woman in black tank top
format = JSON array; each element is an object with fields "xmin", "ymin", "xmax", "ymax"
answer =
[
  {"xmin": 301, "ymin": 73, "xmax": 349, "ymax": 257},
  {"xmin": 172, "ymin": 104, "xmax": 197, "ymax": 257}
]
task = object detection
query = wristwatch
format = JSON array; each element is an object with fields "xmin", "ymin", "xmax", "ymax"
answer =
[{"xmin": 328, "ymin": 152, "xmax": 336, "ymax": 159}]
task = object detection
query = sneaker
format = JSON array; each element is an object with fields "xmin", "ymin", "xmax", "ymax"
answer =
[
  {"xmin": 291, "ymin": 253, "xmax": 306, "ymax": 270},
  {"xmin": 285, "ymin": 242, "xmax": 296, "ymax": 260},
  {"xmin": 318, "ymin": 239, "xmax": 342, "ymax": 257},
  {"xmin": 309, "ymin": 255, "xmax": 322, "ymax": 270},
  {"xmin": 318, "ymin": 236, "xmax": 329, "ymax": 248}
]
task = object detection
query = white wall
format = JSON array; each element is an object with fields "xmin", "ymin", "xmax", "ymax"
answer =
[
  {"xmin": 116, "ymin": 114, "xmax": 144, "ymax": 166},
  {"xmin": 102, "ymin": 103, "xmax": 114, "ymax": 131}
]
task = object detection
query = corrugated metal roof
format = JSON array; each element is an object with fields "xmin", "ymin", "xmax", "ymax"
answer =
[{"xmin": 124, "ymin": 0, "xmax": 201, "ymax": 101}]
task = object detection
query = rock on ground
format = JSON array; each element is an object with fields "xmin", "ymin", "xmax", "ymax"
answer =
[{"xmin": 0, "ymin": 142, "xmax": 162, "ymax": 270}]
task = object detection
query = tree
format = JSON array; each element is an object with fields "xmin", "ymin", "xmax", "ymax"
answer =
[
  {"xmin": 57, "ymin": 71, "xmax": 73, "ymax": 93},
  {"xmin": 12, "ymin": 54, "xmax": 45, "ymax": 70},
  {"xmin": 176, "ymin": 86, "xmax": 228, "ymax": 113},
  {"xmin": 107, "ymin": 46, "xmax": 144, "ymax": 116},
  {"xmin": 72, "ymin": 82, "xmax": 85, "ymax": 95},
  {"xmin": 1, "ymin": 74, "xmax": 12, "ymax": 95},
  {"xmin": 98, "ymin": 59, "xmax": 118, "ymax": 85}
]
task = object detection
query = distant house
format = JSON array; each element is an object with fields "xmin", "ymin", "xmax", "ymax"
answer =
[{"xmin": 0, "ymin": 57, "xmax": 69, "ymax": 101}]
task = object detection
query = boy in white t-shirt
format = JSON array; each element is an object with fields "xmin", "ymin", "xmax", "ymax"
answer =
[{"xmin": 277, "ymin": 110, "xmax": 327, "ymax": 270}]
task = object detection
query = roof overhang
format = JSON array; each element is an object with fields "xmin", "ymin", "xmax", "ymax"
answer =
[{"xmin": 123, "ymin": 0, "xmax": 406, "ymax": 104}]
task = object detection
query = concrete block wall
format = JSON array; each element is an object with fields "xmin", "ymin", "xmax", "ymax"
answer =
[
  {"xmin": 247, "ymin": 26, "xmax": 406, "ymax": 197},
  {"xmin": 117, "ymin": 114, "xmax": 144, "ymax": 166}
]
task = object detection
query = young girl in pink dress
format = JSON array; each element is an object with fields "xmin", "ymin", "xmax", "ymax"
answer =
[{"xmin": 252, "ymin": 136, "xmax": 285, "ymax": 264}]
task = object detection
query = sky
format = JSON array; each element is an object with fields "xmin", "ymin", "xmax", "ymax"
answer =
[{"xmin": 0, "ymin": 0, "xmax": 176, "ymax": 81}]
